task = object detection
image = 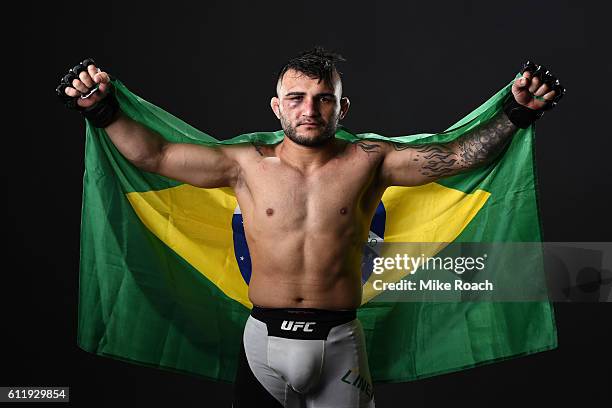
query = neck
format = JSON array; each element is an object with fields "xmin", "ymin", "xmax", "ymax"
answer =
[{"xmin": 276, "ymin": 134, "xmax": 342, "ymax": 172}]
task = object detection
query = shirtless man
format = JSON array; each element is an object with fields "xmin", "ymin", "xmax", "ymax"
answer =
[{"xmin": 57, "ymin": 47, "xmax": 564, "ymax": 407}]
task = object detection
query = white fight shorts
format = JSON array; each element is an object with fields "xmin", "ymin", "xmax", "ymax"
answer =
[{"xmin": 233, "ymin": 306, "xmax": 375, "ymax": 408}]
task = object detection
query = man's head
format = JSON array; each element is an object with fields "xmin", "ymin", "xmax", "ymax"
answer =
[{"xmin": 271, "ymin": 46, "xmax": 350, "ymax": 147}]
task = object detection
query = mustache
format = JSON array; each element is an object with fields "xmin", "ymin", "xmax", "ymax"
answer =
[{"xmin": 297, "ymin": 120, "xmax": 324, "ymax": 126}]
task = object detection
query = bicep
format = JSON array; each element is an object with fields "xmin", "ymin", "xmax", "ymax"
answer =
[
  {"xmin": 380, "ymin": 141, "xmax": 461, "ymax": 187},
  {"xmin": 156, "ymin": 142, "xmax": 240, "ymax": 188}
]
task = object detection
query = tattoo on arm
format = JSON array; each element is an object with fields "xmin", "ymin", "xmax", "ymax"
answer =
[
  {"xmin": 411, "ymin": 144, "xmax": 458, "ymax": 178},
  {"xmin": 390, "ymin": 142, "xmax": 411, "ymax": 151},
  {"xmin": 252, "ymin": 142, "xmax": 264, "ymax": 157},
  {"xmin": 391, "ymin": 112, "xmax": 518, "ymax": 180},
  {"xmin": 355, "ymin": 141, "xmax": 382, "ymax": 155},
  {"xmin": 454, "ymin": 111, "xmax": 518, "ymax": 169}
]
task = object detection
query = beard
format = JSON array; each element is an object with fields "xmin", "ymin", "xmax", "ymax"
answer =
[{"xmin": 280, "ymin": 113, "xmax": 339, "ymax": 147}]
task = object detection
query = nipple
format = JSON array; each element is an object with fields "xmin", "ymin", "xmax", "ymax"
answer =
[
  {"xmin": 266, "ymin": 208, "xmax": 274, "ymax": 216},
  {"xmin": 340, "ymin": 207, "xmax": 348, "ymax": 215}
]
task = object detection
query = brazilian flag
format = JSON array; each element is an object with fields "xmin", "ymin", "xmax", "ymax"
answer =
[{"xmin": 77, "ymin": 76, "xmax": 557, "ymax": 383}]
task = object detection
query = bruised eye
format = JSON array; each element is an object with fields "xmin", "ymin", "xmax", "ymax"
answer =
[{"xmin": 286, "ymin": 96, "xmax": 334, "ymax": 104}]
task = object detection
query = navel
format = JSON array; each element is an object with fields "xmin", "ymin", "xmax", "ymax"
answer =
[
  {"xmin": 340, "ymin": 207, "xmax": 348, "ymax": 215},
  {"xmin": 266, "ymin": 208, "xmax": 274, "ymax": 216}
]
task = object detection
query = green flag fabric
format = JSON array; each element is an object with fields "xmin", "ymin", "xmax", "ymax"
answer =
[{"xmin": 77, "ymin": 76, "xmax": 557, "ymax": 383}]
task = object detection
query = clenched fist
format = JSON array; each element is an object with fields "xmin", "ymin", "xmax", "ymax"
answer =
[
  {"xmin": 56, "ymin": 58, "xmax": 120, "ymax": 128},
  {"xmin": 511, "ymin": 61, "xmax": 565, "ymax": 111},
  {"xmin": 56, "ymin": 58, "xmax": 113, "ymax": 110},
  {"xmin": 503, "ymin": 60, "xmax": 566, "ymax": 128}
]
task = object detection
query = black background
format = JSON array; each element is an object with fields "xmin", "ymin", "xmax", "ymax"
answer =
[{"xmin": 6, "ymin": 0, "xmax": 611, "ymax": 406}]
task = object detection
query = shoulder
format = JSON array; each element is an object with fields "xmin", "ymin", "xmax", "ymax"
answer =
[
  {"xmin": 338, "ymin": 139, "xmax": 389, "ymax": 172},
  {"xmin": 219, "ymin": 142, "xmax": 280, "ymax": 160},
  {"xmin": 346, "ymin": 139, "xmax": 404, "ymax": 158}
]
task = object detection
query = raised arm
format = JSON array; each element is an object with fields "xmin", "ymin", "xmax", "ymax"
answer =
[
  {"xmin": 379, "ymin": 61, "xmax": 565, "ymax": 187},
  {"xmin": 380, "ymin": 110, "xmax": 517, "ymax": 186},
  {"xmin": 57, "ymin": 58, "xmax": 240, "ymax": 188},
  {"xmin": 105, "ymin": 112, "xmax": 239, "ymax": 188}
]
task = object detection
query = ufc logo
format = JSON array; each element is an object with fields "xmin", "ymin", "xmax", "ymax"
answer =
[{"xmin": 280, "ymin": 320, "xmax": 316, "ymax": 332}]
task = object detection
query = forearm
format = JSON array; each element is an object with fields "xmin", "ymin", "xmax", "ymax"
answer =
[
  {"xmin": 104, "ymin": 111, "xmax": 166, "ymax": 171},
  {"xmin": 450, "ymin": 110, "xmax": 518, "ymax": 170},
  {"xmin": 399, "ymin": 111, "xmax": 519, "ymax": 182},
  {"xmin": 384, "ymin": 60, "xmax": 564, "ymax": 187}
]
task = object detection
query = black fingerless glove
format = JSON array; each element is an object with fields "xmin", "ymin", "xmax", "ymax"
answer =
[
  {"xmin": 80, "ymin": 87, "xmax": 120, "ymax": 128},
  {"xmin": 502, "ymin": 60, "xmax": 566, "ymax": 129},
  {"xmin": 56, "ymin": 57, "xmax": 121, "ymax": 128},
  {"xmin": 502, "ymin": 94, "xmax": 544, "ymax": 129}
]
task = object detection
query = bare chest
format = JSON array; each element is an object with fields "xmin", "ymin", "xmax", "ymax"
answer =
[{"xmin": 234, "ymin": 144, "xmax": 384, "ymax": 234}]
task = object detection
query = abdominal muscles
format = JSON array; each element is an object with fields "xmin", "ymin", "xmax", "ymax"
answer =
[{"xmin": 246, "ymin": 213, "xmax": 368, "ymax": 310}]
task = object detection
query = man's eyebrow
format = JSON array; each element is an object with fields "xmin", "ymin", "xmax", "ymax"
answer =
[{"xmin": 284, "ymin": 92, "xmax": 337, "ymax": 98}]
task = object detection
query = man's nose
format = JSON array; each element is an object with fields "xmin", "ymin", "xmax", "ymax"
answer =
[{"xmin": 302, "ymin": 97, "xmax": 320, "ymax": 117}]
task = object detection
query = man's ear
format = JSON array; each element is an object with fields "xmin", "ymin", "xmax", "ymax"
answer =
[
  {"xmin": 339, "ymin": 96, "xmax": 350, "ymax": 120},
  {"xmin": 270, "ymin": 96, "xmax": 281, "ymax": 119}
]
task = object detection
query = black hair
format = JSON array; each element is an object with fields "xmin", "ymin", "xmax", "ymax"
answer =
[{"xmin": 276, "ymin": 46, "xmax": 346, "ymax": 92}]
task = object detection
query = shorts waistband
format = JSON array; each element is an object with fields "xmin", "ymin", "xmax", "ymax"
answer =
[
  {"xmin": 250, "ymin": 306, "xmax": 356, "ymax": 340},
  {"xmin": 251, "ymin": 306, "xmax": 356, "ymax": 321}
]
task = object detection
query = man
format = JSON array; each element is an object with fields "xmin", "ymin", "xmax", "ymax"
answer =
[{"xmin": 57, "ymin": 47, "xmax": 564, "ymax": 407}]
